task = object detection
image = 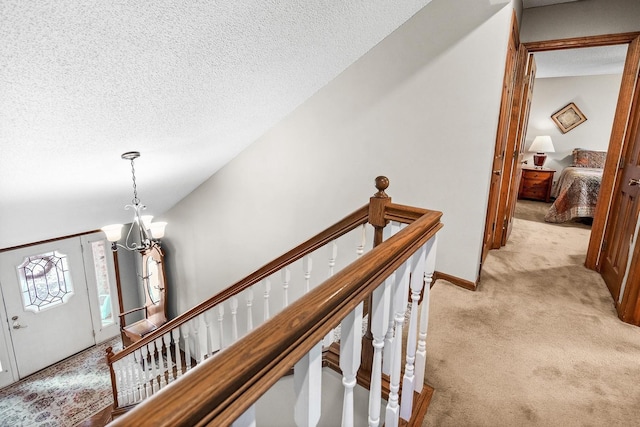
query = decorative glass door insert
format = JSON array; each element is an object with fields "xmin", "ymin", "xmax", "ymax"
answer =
[{"xmin": 16, "ymin": 251, "xmax": 74, "ymax": 313}]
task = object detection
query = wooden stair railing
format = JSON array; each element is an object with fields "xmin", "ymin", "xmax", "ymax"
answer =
[
  {"xmin": 107, "ymin": 201, "xmax": 371, "ymax": 414},
  {"xmin": 109, "ymin": 176, "xmax": 443, "ymax": 426}
]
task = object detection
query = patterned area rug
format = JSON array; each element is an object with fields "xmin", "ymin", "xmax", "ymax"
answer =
[{"xmin": 0, "ymin": 337, "xmax": 121, "ymax": 427}]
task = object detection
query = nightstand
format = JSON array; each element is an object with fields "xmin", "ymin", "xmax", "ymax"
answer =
[{"xmin": 518, "ymin": 167, "xmax": 556, "ymax": 202}]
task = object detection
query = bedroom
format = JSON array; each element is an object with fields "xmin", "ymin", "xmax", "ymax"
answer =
[{"xmin": 517, "ymin": 44, "xmax": 624, "ymax": 238}]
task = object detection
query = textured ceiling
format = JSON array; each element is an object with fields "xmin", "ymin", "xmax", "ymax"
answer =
[
  {"xmin": 535, "ymin": 44, "xmax": 627, "ymax": 78},
  {"xmin": 0, "ymin": 0, "xmax": 432, "ymax": 247}
]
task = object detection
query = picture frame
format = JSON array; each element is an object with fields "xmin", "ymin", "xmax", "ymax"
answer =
[{"xmin": 551, "ymin": 102, "xmax": 587, "ymax": 133}]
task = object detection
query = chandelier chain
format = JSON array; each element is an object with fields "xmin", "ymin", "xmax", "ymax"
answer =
[{"xmin": 130, "ymin": 158, "xmax": 140, "ymax": 205}]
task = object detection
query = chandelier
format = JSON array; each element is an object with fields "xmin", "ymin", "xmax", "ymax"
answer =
[{"xmin": 101, "ymin": 151, "xmax": 167, "ymax": 251}]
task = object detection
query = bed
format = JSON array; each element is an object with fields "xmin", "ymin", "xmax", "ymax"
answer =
[{"xmin": 544, "ymin": 149, "xmax": 606, "ymax": 223}]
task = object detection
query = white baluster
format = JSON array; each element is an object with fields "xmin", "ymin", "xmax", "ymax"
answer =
[
  {"xmin": 162, "ymin": 332, "xmax": 170, "ymax": 384},
  {"xmin": 204, "ymin": 309, "xmax": 214, "ymax": 358},
  {"xmin": 182, "ymin": 324, "xmax": 192, "ymax": 371},
  {"xmin": 141, "ymin": 344, "xmax": 151, "ymax": 398},
  {"xmin": 294, "ymin": 343, "xmax": 322, "ymax": 427},
  {"xmin": 385, "ymin": 246, "xmax": 411, "ymax": 427},
  {"xmin": 133, "ymin": 349, "xmax": 144, "ymax": 403},
  {"xmin": 382, "ymin": 305, "xmax": 395, "ymax": 376},
  {"xmin": 232, "ymin": 405, "xmax": 257, "ymax": 427},
  {"xmin": 282, "ymin": 267, "xmax": 291, "ymax": 307},
  {"xmin": 323, "ymin": 242, "xmax": 338, "ymax": 348},
  {"xmin": 400, "ymin": 244, "xmax": 427, "ymax": 420},
  {"xmin": 155, "ymin": 338, "xmax": 167, "ymax": 390},
  {"xmin": 368, "ymin": 226, "xmax": 394, "ymax": 427},
  {"xmin": 383, "ymin": 223, "xmax": 401, "ymax": 376},
  {"xmin": 126, "ymin": 355, "xmax": 136, "ymax": 404},
  {"xmin": 119, "ymin": 359, "xmax": 130, "ymax": 405},
  {"xmin": 150, "ymin": 340, "xmax": 159, "ymax": 394},
  {"xmin": 114, "ymin": 361, "xmax": 125, "ymax": 405},
  {"xmin": 328, "ymin": 241, "xmax": 338, "ymax": 277},
  {"xmin": 218, "ymin": 304, "xmax": 226, "ymax": 350},
  {"xmin": 415, "ymin": 236, "xmax": 437, "ymax": 391},
  {"xmin": 172, "ymin": 327, "xmax": 183, "ymax": 378},
  {"xmin": 340, "ymin": 302, "xmax": 364, "ymax": 427},
  {"xmin": 263, "ymin": 278, "xmax": 271, "ymax": 321},
  {"xmin": 303, "ymin": 255, "xmax": 313, "ymax": 293},
  {"xmin": 192, "ymin": 317, "xmax": 202, "ymax": 365},
  {"xmin": 295, "ymin": 253, "xmax": 322, "ymax": 427},
  {"xmin": 230, "ymin": 297, "xmax": 239, "ymax": 342},
  {"xmin": 246, "ymin": 287, "xmax": 255, "ymax": 332},
  {"xmin": 356, "ymin": 224, "xmax": 366, "ymax": 257}
]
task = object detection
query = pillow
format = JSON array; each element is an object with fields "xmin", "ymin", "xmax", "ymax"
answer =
[{"xmin": 571, "ymin": 149, "xmax": 607, "ymax": 168}]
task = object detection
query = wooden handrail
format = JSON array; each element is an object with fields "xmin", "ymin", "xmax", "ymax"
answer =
[
  {"xmin": 109, "ymin": 204, "xmax": 370, "ymax": 364},
  {"xmin": 111, "ymin": 207, "xmax": 442, "ymax": 426}
]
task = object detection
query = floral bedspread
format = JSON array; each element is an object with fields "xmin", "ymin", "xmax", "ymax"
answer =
[{"xmin": 544, "ymin": 167, "xmax": 603, "ymax": 223}]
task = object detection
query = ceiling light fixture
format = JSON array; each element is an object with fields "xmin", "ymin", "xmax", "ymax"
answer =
[{"xmin": 101, "ymin": 151, "xmax": 167, "ymax": 251}]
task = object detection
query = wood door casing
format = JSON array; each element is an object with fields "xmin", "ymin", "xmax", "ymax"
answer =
[{"xmin": 482, "ymin": 11, "xmax": 519, "ymax": 263}]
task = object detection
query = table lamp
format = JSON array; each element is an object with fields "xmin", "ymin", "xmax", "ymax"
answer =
[{"xmin": 528, "ymin": 135, "xmax": 555, "ymax": 168}]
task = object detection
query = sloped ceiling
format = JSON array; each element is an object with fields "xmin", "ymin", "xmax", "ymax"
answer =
[{"xmin": 0, "ymin": 0, "xmax": 432, "ymax": 248}]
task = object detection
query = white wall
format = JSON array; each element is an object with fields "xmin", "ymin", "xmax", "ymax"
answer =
[
  {"xmin": 520, "ymin": 0, "xmax": 640, "ymax": 42},
  {"xmin": 161, "ymin": 0, "xmax": 515, "ymax": 313},
  {"xmin": 524, "ymin": 73, "xmax": 622, "ymax": 180}
]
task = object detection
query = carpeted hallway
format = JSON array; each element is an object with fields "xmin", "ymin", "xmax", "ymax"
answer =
[{"xmin": 423, "ymin": 200, "xmax": 640, "ymax": 426}]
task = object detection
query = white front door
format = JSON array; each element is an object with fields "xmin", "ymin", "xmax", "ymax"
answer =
[{"xmin": 0, "ymin": 238, "xmax": 96, "ymax": 378}]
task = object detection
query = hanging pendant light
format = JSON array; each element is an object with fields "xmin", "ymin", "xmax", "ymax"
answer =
[{"xmin": 101, "ymin": 151, "xmax": 167, "ymax": 251}]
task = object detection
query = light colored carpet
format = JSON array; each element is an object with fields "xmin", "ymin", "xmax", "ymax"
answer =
[
  {"xmin": 423, "ymin": 200, "xmax": 640, "ymax": 426},
  {"xmin": 0, "ymin": 337, "xmax": 120, "ymax": 427}
]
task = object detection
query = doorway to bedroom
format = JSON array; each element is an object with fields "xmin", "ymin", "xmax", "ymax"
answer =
[
  {"xmin": 484, "ymin": 32, "xmax": 640, "ymax": 325},
  {"xmin": 516, "ymin": 45, "xmax": 624, "ymax": 231}
]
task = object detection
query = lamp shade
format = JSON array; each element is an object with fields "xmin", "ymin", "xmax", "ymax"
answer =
[
  {"xmin": 149, "ymin": 222, "xmax": 167, "ymax": 239},
  {"xmin": 140, "ymin": 215, "xmax": 154, "ymax": 230},
  {"xmin": 528, "ymin": 135, "xmax": 555, "ymax": 153},
  {"xmin": 101, "ymin": 224, "xmax": 124, "ymax": 242}
]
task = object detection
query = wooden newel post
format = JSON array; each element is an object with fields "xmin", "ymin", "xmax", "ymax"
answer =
[
  {"xmin": 369, "ymin": 176, "xmax": 391, "ymax": 246},
  {"xmin": 359, "ymin": 176, "xmax": 392, "ymax": 385},
  {"xmin": 106, "ymin": 347, "xmax": 119, "ymax": 409}
]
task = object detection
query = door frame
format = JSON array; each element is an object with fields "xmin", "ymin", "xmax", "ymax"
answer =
[
  {"xmin": 522, "ymin": 32, "xmax": 640, "ymax": 274},
  {"xmin": 484, "ymin": 31, "xmax": 640, "ymax": 267}
]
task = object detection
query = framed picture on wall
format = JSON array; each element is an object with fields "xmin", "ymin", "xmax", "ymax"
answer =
[{"xmin": 551, "ymin": 102, "xmax": 587, "ymax": 133}]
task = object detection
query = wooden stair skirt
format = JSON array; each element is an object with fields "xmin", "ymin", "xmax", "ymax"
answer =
[{"xmin": 107, "ymin": 177, "xmax": 443, "ymax": 426}]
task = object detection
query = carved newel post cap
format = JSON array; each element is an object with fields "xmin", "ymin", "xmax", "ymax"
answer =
[{"xmin": 374, "ymin": 176, "xmax": 389, "ymax": 198}]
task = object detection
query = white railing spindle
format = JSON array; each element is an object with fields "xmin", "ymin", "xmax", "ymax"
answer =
[
  {"xmin": 382, "ymin": 222, "xmax": 401, "ymax": 376},
  {"xmin": 217, "ymin": 304, "xmax": 226, "ymax": 351},
  {"xmin": 204, "ymin": 310, "xmax": 214, "ymax": 358},
  {"xmin": 293, "ymin": 343, "xmax": 322, "ymax": 427},
  {"xmin": 282, "ymin": 266, "xmax": 291, "ymax": 308},
  {"xmin": 230, "ymin": 297, "xmax": 239, "ymax": 341},
  {"xmin": 303, "ymin": 255, "xmax": 313, "ymax": 293},
  {"xmin": 385, "ymin": 243, "xmax": 411, "ymax": 427},
  {"xmin": 323, "ymin": 242, "xmax": 339, "ymax": 348},
  {"xmin": 192, "ymin": 317, "xmax": 202, "ymax": 364},
  {"xmin": 368, "ymin": 226, "xmax": 394, "ymax": 427},
  {"xmin": 140, "ymin": 344, "xmax": 151, "ymax": 399},
  {"xmin": 263, "ymin": 278, "xmax": 271, "ymax": 321},
  {"xmin": 415, "ymin": 236, "xmax": 437, "ymax": 390},
  {"xmin": 356, "ymin": 224, "xmax": 366, "ymax": 257},
  {"xmin": 400, "ymin": 243, "xmax": 427, "ymax": 420},
  {"xmin": 340, "ymin": 302, "xmax": 364, "ymax": 427},
  {"xmin": 172, "ymin": 328, "xmax": 183, "ymax": 378},
  {"xmin": 246, "ymin": 287, "xmax": 254, "ymax": 332},
  {"xmin": 182, "ymin": 324, "xmax": 192, "ymax": 371}
]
